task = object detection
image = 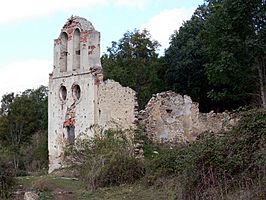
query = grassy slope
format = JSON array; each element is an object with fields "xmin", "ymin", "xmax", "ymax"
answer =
[
  {"xmin": 13, "ymin": 175, "xmax": 178, "ymax": 200},
  {"xmin": 14, "ymin": 176, "xmax": 87, "ymax": 199},
  {"xmin": 12, "ymin": 174, "xmax": 266, "ymax": 200}
]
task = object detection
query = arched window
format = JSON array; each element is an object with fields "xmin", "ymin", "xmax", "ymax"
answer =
[
  {"xmin": 59, "ymin": 85, "xmax": 67, "ymax": 101},
  {"xmin": 60, "ymin": 32, "xmax": 68, "ymax": 72},
  {"xmin": 73, "ymin": 29, "xmax": 80, "ymax": 70},
  {"xmin": 72, "ymin": 84, "xmax": 81, "ymax": 101}
]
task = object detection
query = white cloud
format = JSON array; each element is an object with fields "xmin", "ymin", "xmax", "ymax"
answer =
[
  {"xmin": 0, "ymin": 0, "xmax": 108, "ymax": 24},
  {"xmin": 0, "ymin": 0, "xmax": 152, "ymax": 24},
  {"xmin": 0, "ymin": 59, "xmax": 52, "ymax": 98},
  {"xmin": 141, "ymin": 8, "xmax": 194, "ymax": 53}
]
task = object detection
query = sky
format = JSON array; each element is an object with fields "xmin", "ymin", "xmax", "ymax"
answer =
[{"xmin": 0, "ymin": 0, "xmax": 204, "ymax": 99}]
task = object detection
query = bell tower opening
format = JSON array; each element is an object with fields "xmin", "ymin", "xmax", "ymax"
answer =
[
  {"xmin": 60, "ymin": 32, "xmax": 68, "ymax": 72},
  {"xmin": 73, "ymin": 29, "xmax": 80, "ymax": 71}
]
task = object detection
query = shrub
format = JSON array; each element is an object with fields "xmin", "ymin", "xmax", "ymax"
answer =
[
  {"xmin": 146, "ymin": 109, "xmax": 266, "ymax": 199},
  {"xmin": 0, "ymin": 148, "xmax": 14, "ymax": 199},
  {"xmin": 67, "ymin": 129, "xmax": 145, "ymax": 190},
  {"xmin": 93, "ymin": 152, "xmax": 144, "ymax": 187},
  {"xmin": 18, "ymin": 131, "xmax": 48, "ymax": 174}
]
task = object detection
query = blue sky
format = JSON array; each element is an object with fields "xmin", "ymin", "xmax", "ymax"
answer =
[{"xmin": 0, "ymin": 0, "xmax": 204, "ymax": 99}]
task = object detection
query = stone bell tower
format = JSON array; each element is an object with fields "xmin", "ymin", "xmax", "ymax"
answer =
[{"xmin": 48, "ymin": 16, "xmax": 102, "ymax": 172}]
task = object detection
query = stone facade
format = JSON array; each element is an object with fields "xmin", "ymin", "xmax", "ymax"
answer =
[
  {"xmin": 48, "ymin": 17, "xmax": 137, "ymax": 173},
  {"xmin": 138, "ymin": 91, "xmax": 236, "ymax": 144},
  {"xmin": 98, "ymin": 80, "xmax": 138, "ymax": 130}
]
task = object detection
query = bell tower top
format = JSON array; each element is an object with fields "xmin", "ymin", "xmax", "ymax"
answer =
[
  {"xmin": 62, "ymin": 16, "xmax": 95, "ymax": 33},
  {"xmin": 52, "ymin": 16, "xmax": 101, "ymax": 78}
]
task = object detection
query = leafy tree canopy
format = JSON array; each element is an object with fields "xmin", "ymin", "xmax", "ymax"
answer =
[
  {"xmin": 165, "ymin": 0, "xmax": 265, "ymax": 111},
  {"xmin": 203, "ymin": 0, "xmax": 265, "ymax": 106},
  {"xmin": 164, "ymin": 5, "xmax": 212, "ymax": 111},
  {"xmin": 0, "ymin": 86, "xmax": 48, "ymax": 171},
  {"xmin": 102, "ymin": 29, "xmax": 165, "ymax": 109}
]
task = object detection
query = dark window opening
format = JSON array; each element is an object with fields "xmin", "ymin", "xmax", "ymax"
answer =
[
  {"xmin": 73, "ymin": 29, "xmax": 80, "ymax": 70},
  {"xmin": 166, "ymin": 108, "xmax": 173, "ymax": 113},
  {"xmin": 72, "ymin": 84, "xmax": 81, "ymax": 100},
  {"xmin": 60, "ymin": 32, "xmax": 68, "ymax": 72},
  {"xmin": 59, "ymin": 86, "xmax": 67, "ymax": 101},
  {"xmin": 67, "ymin": 126, "xmax": 75, "ymax": 144}
]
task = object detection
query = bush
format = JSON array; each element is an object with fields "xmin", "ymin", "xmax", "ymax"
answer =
[
  {"xmin": 0, "ymin": 148, "xmax": 14, "ymax": 199},
  {"xmin": 16, "ymin": 131, "xmax": 48, "ymax": 175},
  {"xmin": 67, "ymin": 129, "xmax": 145, "ymax": 190},
  {"xmin": 93, "ymin": 152, "xmax": 144, "ymax": 187},
  {"xmin": 28, "ymin": 131, "xmax": 48, "ymax": 173},
  {"xmin": 146, "ymin": 109, "xmax": 266, "ymax": 199}
]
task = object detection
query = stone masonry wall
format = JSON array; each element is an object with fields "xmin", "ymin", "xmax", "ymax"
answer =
[
  {"xmin": 97, "ymin": 80, "xmax": 138, "ymax": 130},
  {"xmin": 138, "ymin": 91, "xmax": 237, "ymax": 143}
]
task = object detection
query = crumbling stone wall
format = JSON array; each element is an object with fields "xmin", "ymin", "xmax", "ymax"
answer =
[
  {"xmin": 97, "ymin": 80, "xmax": 138, "ymax": 130},
  {"xmin": 138, "ymin": 91, "xmax": 236, "ymax": 143}
]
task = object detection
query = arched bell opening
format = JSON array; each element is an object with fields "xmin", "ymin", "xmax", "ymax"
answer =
[
  {"xmin": 73, "ymin": 29, "xmax": 81, "ymax": 71},
  {"xmin": 60, "ymin": 32, "xmax": 68, "ymax": 72}
]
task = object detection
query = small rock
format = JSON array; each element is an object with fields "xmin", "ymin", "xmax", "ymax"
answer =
[{"xmin": 24, "ymin": 191, "xmax": 39, "ymax": 200}]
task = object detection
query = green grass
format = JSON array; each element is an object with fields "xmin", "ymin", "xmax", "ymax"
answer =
[
  {"xmin": 13, "ymin": 175, "xmax": 179, "ymax": 200},
  {"xmin": 14, "ymin": 175, "xmax": 88, "ymax": 199},
  {"xmin": 89, "ymin": 179, "xmax": 180, "ymax": 200}
]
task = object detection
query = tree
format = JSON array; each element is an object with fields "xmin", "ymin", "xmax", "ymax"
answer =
[
  {"xmin": 204, "ymin": 0, "xmax": 266, "ymax": 108},
  {"xmin": 164, "ymin": 5, "xmax": 213, "ymax": 111},
  {"xmin": 102, "ymin": 29, "xmax": 164, "ymax": 109},
  {"xmin": 0, "ymin": 93, "xmax": 15, "ymax": 116},
  {"xmin": 165, "ymin": 0, "xmax": 265, "ymax": 111},
  {"xmin": 249, "ymin": 0, "xmax": 266, "ymax": 107},
  {"xmin": 0, "ymin": 86, "xmax": 48, "ymax": 171}
]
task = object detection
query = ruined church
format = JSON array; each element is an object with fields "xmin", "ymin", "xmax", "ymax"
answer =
[
  {"xmin": 48, "ymin": 16, "xmax": 236, "ymax": 173},
  {"xmin": 48, "ymin": 16, "xmax": 137, "ymax": 172}
]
